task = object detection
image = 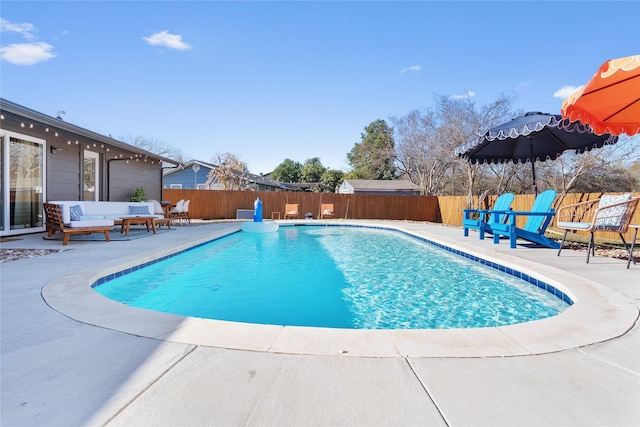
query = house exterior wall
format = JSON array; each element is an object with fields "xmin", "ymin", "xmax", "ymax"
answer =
[
  {"xmin": 1, "ymin": 99, "xmax": 173, "ymax": 235},
  {"xmin": 1, "ymin": 110, "xmax": 165, "ymax": 202},
  {"xmin": 338, "ymin": 180, "xmax": 420, "ymax": 195},
  {"xmin": 163, "ymin": 167, "xmax": 213, "ymax": 190},
  {"xmin": 47, "ymin": 148, "xmax": 82, "ymax": 201},
  {"xmin": 338, "ymin": 181, "xmax": 355, "ymax": 193},
  {"xmin": 109, "ymin": 160, "xmax": 162, "ymax": 201}
]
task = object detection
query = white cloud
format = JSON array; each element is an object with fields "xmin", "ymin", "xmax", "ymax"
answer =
[
  {"xmin": 0, "ymin": 18, "xmax": 35, "ymax": 39},
  {"xmin": 400, "ymin": 65, "xmax": 421, "ymax": 74},
  {"xmin": 1, "ymin": 42, "xmax": 56, "ymax": 65},
  {"xmin": 514, "ymin": 81, "xmax": 531, "ymax": 92},
  {"xmin": 143, "ymin": 31, "xmax": 191, "ymax": 51},
  {"xmin": 452, "ymin": 91, "xmax": 476, "ymax": 99},
  {"xmin": 553, "ymin": 85, "xmax": 583, "ymax": 100}
]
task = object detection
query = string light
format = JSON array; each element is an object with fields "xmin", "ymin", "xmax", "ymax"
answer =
[{"xmin": 1, "ymin": 114, "xmax": 165, "ymax": 168}]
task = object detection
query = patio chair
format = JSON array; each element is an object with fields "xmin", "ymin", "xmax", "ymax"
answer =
[
  {"xmin": 43, "ymin": 203, "xmax": 113, "ymax": 245},
  {"xmin": 169, "ymin": 199, "xmax": 185, "ymax": 223},
  {"xmin": 180, "ymin": 200, "xmax": 191, "ymax": 224},
  {"xmin": 463, "ymin": 193, "xmax": 514, "ymax": 240},
  {"xmin": 320, "ymin": 203, "xmax": 335, "ymax": 219},
  {"xmin": 556, "ymin": 193, "xmax": 639, "ymax": 264},
  {"xmin": 147, "ymin": 199, "xmax": 171, "ymax": 229},
  {"xmin": 489, "ymin": 189, "xmax": 560, "ymax": 249},
  {"xmin": 284, "ymin": 204, "xmax": 299, "ymax": 219}
]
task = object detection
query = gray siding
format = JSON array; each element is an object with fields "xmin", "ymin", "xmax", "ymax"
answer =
[
  {"xmin": 163, "ymin": 167, "xmax": 212, "ymax": 189},
  {"xmin": 109, "ymin": 161, "xmax": 162, "ymax": 201},
  {"xmin": 47, "ymin": 152, "xmax": 81, "ymax": 201}
]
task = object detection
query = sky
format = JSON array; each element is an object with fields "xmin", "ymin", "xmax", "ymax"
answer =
[{"xmin": 1, "ymin": 1, "xmax": 639, "ymax": 175}]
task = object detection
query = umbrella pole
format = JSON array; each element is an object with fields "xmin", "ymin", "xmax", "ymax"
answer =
[{"xmin": 529, "ymin": 138, "xmax": 538, "ymax": 195}]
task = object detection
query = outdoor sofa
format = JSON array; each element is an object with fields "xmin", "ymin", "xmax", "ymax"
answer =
[{"xmin": 48, "ymin": 201, "xmax": 163, "ymax": 227}]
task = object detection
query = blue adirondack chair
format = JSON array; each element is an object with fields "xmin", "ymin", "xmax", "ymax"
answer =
[
  {"xmin": 490, "ymin": 189, "xmax": 560, "ymax": 249},
  {"xmin": 463, "ymin": 193, "xmax": 515, "ymax": 240}
]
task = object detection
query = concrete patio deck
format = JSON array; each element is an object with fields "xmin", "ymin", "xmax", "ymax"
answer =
[{"xmin": 1, "ymin": 221, "xmax": 638, "ymax": 426}]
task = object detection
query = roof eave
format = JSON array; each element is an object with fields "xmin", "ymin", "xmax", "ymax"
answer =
[{"xmin": 1, "ymin": 98, "xmax": 180, "ymax": 165}]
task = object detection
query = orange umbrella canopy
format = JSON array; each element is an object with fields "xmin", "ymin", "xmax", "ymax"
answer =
[{"xmin": 561, "ymin": 55, "xmax": 640, "ymax": 136}]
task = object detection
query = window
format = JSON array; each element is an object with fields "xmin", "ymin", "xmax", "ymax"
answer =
[{"xmin": 170, "ymin": 184, "xmax": 182, "ymax": 189}]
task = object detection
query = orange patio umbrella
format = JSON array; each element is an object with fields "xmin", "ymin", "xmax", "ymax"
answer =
[{"xmin": 561, "ymin": 54, "xmax": 640, "ymax": 136}]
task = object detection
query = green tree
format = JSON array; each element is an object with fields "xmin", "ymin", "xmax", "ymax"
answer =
[
  {"xmin": 299, "ymin": 157, "xmax": 326, "ymax": 183},
  {"xmin": 347, "ymin": 119, "xmax": 397, "ymax": 180},
  {"xmin": 320, "ymin": 169, "xmax": 344, "ymax": 192},
  {"xmin": 270, "ymin": 158, "xmax": 302, "ymax": 182}
]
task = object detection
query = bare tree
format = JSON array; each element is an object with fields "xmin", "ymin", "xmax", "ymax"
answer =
[
  {"xmin": 537, "ymin": 135, "xmax": 640, "ymax": 206},
  {"xmin": 205, "ymin": 152, "xmax": 250, "ymax": 190},
  {"xmin": 392, "ymin": 93, "xmax": 516, "ymax": 203},
  {"xmin": 120, "ymin": 134, "xmax": 187, "ymax": 163}
]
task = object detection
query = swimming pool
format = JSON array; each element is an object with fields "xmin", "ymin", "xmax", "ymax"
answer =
[{"xmin": 94, "ymin": 225, "xmax": 570, "ymax": 329}]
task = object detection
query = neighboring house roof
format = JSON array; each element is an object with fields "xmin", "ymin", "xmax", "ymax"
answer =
[
  {"xmin": 280, "ymin": 182, "xmax": 332, "ymax": 192},
  {"xmin": 0, "ymin": 98, "xmax": 180, "ymax": 165},
  {"xmin": 163, "ymin": 160, "xmax": 216, "ymax": 176},
  {"xmin": 342, "ymin": 180, "xmax": 420, "ymax": 192}
]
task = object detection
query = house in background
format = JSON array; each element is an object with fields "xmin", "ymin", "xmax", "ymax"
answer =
[
  {"xmin": 164, "ymin": 160, "xmax": 286, "ymax": 191},
  {"xmin": 0, "ymin": 98, "xmax": 179, "ymax": 237},
  {"xmin": 163, "ymin": 160, "xmax": 217, "ymax": 190},
  {"xmin": 337, "ymin": 179, "xmax": 421, "ymax": 195}
]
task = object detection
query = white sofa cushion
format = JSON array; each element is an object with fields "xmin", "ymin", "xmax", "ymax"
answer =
[
  {"xmin": 147, "ymin": 199, "xmax": 165, "ymax": 215},
  {"xmin": 48, "ymin": 201, "xmax": 161, "ymax": 224},
  {"xmin": 69, "ymin": 219, "xmax": 114, "ymax": 228}
]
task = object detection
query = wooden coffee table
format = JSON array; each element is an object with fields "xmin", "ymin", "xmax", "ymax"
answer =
[{"xmin": 120, "ymin": 216, "xmax": 157, "ymax": 236}]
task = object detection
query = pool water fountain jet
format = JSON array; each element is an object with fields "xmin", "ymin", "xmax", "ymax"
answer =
[{"xmin": 241, "ymin": 197, "xmax": 279, "ymax": 233}]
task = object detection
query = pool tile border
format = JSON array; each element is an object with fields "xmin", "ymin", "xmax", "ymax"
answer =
[{"xmin": 91, "ymin": 224, "xmax": 573, "ymax": 307}]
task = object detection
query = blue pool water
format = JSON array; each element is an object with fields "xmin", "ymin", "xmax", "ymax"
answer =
[{"xmin": 94, "ymin": 225, "xmax": 570, "ymax": 329}]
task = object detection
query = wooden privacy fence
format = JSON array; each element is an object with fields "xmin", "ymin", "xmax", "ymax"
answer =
[
  {"xmin": 163, "ymin": 189, "xmax": 640, "ymax": 241},
  {"xmin": 162, "ymin": 189, "xmax": 441, "ymax": 222}
]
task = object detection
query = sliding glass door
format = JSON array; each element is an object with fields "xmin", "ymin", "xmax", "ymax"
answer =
[{"xmin": 1, "ymin": 131, "xmax": 45, "ymax": 236}]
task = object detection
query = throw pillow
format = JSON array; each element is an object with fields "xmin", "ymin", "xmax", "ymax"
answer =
[
  {"xmin": 594, "ymin": 193, "xmax": 632, "ymax": 231},
  {"xmin": 129, "ymin": 205, "xmax": 150, "ymax": 215},
  {"xmin": 69, "ymin": 204, "xmax": 84, "ymax": 222},
  {"xmin": 148, "ymin": 199, "xmax": 164, "ymax": 215}
]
